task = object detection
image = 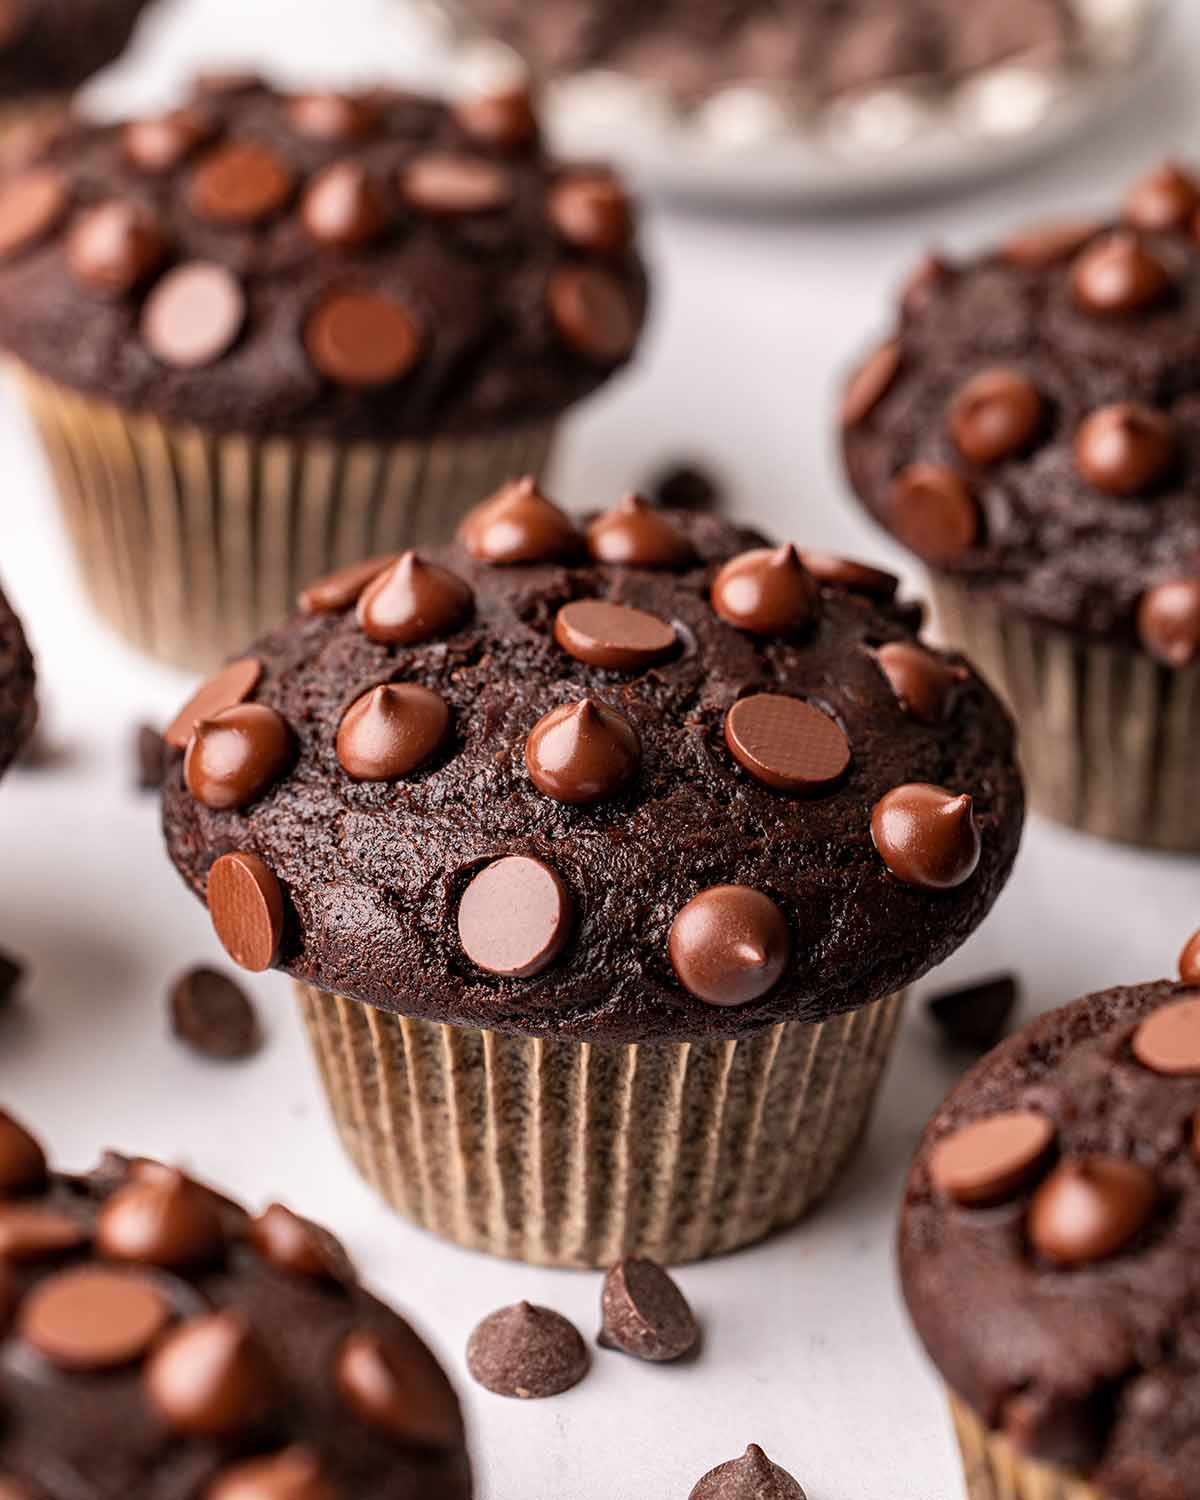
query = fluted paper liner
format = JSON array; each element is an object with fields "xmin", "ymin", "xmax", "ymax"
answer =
[
  {"xmin": 950, "ymin": 1393, "xmax": 1099, "ymax": 1500},
  {"xmin": 295, "ymin": 982, "xmax": 906, "ymax": 1268},
  {"xmin": 14, "ymin": 365, "xmax": 556, "ymax": 672},
  {"xmin": 930, "ymin": 577, "xmax": 1200, "ymax": 852}
]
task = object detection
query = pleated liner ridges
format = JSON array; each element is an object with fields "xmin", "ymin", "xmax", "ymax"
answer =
[
  {"xmin": 932, "ymin": 578, "xmax": 1200, "ymax": 852},
  {"xmin": 15, "ymin": 366, "xmax": 556, "ymax": 673},
  {"xmin": 296, "ymin": 983, "xmax": 906, "ymax": 1268},
  {"xmin": 950, "ymin": 1393, "xmax": 1099, "ymax": 1500}
]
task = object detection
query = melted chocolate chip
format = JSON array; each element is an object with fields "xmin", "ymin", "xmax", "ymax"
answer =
[
  {"xmin": 554, "ymin": 599, "xmax": 676, "ymax": 671},
  {"xmin": 1137, "ymin": 579, "xmax": 1200, "ymax": 666},
  {"xmin": 841, "ymin": 339, "xmax": 901, "ymax": 427},
  {"xmin": 798, "ymin": 551, "xmax": 898, "ymax": 598},
  {"xmin": 1029, "ymin": 1157, "xmax": 1158, "ymax": 1267},
  {"xmin": 467, "ymin": 1302, "xmax": 589, "ymax": 1399},
  {"xmin": 96, "ymin": 1168, "xmax": 225, "ymax": 1269},
  {"xmin": 587, "ymin": 493, "xmax": 695, "ymax": 569},
  {"xmin": 356, "ymin": 553, "xmax": 474, "ymax": 645},
  {"xmin": 145, "ymin": 1310, "xmax": 275, "ymax": 1436},
  {"xmin": 122, "ymin": 110, "xmax": 215, "ymax": 174},
  {"xmin": 458, "ymin": 857, "xmax": 573, "ymax": 978},
  {"xmin": 1071, "ymin": 233, "xmax": 1170, "ymax": 316},
  {"xmin": 888, "ymin": 463, "xmax": 979, "ymax": 563},
  {"xmin": 548, "ymin": 265, "xmax": 640, "ymax": 363},
  {"xmin": 1073, "ymin": 403, "xmax": 1176, "ymax": 496},
  {"xmin": 525, "ymin": 699, "xmax": 641, "ymax": 804},
  {"xmin": 724, "ymin": 695, "xmax": 850, "ymax": 795},
  {"xmin": 711, "ymin": 545, "xmax": 819, "ymax": 637},
  {"xmin": 871, "ymin": 783, "xmax": 981, "ymax": 889},
  {"xmin": 1124, "ymin": 162, "xmax": 1200, "ymax": 232},
  {"xmin": 142, "ymin": 261, "xmax": 246, "ymax": 370},
  {"xmin": 0, "ymin": 1205, "xmax": 87, "ymax": 1261},
  {"xmin": 207, "ymin": 852, "xmax": 286, "ymax": 973},
  {"xmin": 165, "ymin": 658, "xmax": 262, "ymax": 750},
  {"xmin": 403, "ymin": 153, "xmax": 512, "ymax": 215},
  {"xmin": 874, "ymin": 641, "xmax": 965, "ymax": 724},
  {"xmin": 928, "ymin": 1111, "xmax": 1055, "ymax": 1206},
  {"xmin": 1132, "ymin": 998, "xmax": 1200, "ymax": 1076},
  {"xmin": 250, "ymin": 1204, "xmax": 352, "ymax": 1283},
  {"xmin": 298, "ymin": 556, "xmax": 395, "ymax": 614},
  {"xmin": 184, "ymin": 704, "xmax": 293, "ymax": 811},
  {"xmin": 189, "ymin": 142, "xmax": 294, "ymax": 225},
  {"xmin": 949, "ymin": 368, "xmax": 1043, "ymax": 466},
  {"xmin": 548, "ymin": 171, "xmax": 632, "ymax": 254},
  {"xmin": 335, "ymin": 1330, "xmax": 464, "ymax": 1448},
  {"xmin": 66, "ymin": 200, "xmax": 167, "ymax": 295},
  {"xmin": 458, "ymin": 477, "xmax": 581, "ymax": 565},
  {"xmin": 669, "ymin": 885, "xmax": 790, "ymax": 1007},
  {"xmin": 301, "ymin": 162, "xmax": 387, "ymax": 249},
  {"xmin": 305, "ymin": 292, "xmax": 422, "ymax": 388},
  {"xmin": 20, "ymin": 1267, "xmax": 171, "ymax": 1370},
  {"xmin": 336, "ymin": 684, "xmax": 450, "ymax": 781}
]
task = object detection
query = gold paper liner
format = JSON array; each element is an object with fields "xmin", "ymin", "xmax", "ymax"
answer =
[
  {"xmin": 950, "ymin": 1393, "xmax": 1099, "ymax": 1500},
  {"xmin": 14, "ymin": 365, "xmax": 557, "ymax": 672},
  {"xmin": 930, "ymin": 578, "xmax": 1200, "ymax": 852},
  {"xmin": 295, "ymin": 982, "xmax": 907, "ymax": 1268}
]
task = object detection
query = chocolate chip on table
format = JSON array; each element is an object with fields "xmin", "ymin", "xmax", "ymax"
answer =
[
  {"xmin": 889, "ymin": 462, "xmax": 979, "ymax": 563},
  {"xmin": 66, "ymin": 200, "xmax": 167, "ymax": 296},
  {"xmin": 669, "ymin": 885, "xmax": 790, "ymax": 1008},
  {"xmin": 690, "ymin": 1445, "xmax": 807, "ymax": 1500},
  {"xmin": 649, "ymin": 462, "xmax": 723, "ymax": 513},
  {"xmin": 458, "ymin": 476, "xmax": 581, "ymax": 565},
  {"xmin": 286, "ymin": 92, "xmax": 379, "ymax": 142},
  {"xmin": 145, "ymin": 1310, "xmax": 274, "ymax": 1437},
  {"xmin": 1124, "ymin": 161, "xmax": 1200, "ymax": 232},
  {"xmin": 1070, "ymin": 232, "xmax": 1171, "ymax": 316},
  {"xmin": 871, "ymin": 783, "xmax": 982, "ymax": 890},
  {"xmin": 928, "ymin": 1111, "xmax": 1055, "ymax": 1207},
  {"xmin": 587, "ymin": 493, "xmax": 696, "ymax": 568},
  {"xmin": 841, "ymin": 339, "xmax": 901, "ymax": 427},
  {"xmin": 0, "ymin": 1110, "xmax": 46, "ymax": 1194},
  {"xmin": 250, "ymin": 1203, "xmax": 354, "ymax": 1283},
  {"xmin": 458, "ymin": 856, "xmax": 573, "ymax": 978},
  {"xmin": 337, "ymin": 684, "xmax": 450, "ymax": 782},
  {"xmin": 298, "ymin": 555, "xmax": 395, "ymax": 614},
  {"xmin": 135, "ymin": 723, "xmax": 167, "ymax": 791},
  {"xmin": 170, "ymin": 967, "xmax": 263, "ymax": 1061},
  {"xmin": 356, "ymin": 553, "xmax": 474, "ymax": 645},
  {"xmin": 547, "ymin": 265, "xmax": 641, "ymax": 364},
  {"xmin": 0, "ymin": 168, "xmax": 67, "ymax": 259},
  {"xmin": 1137, "ymin": 579, "xmax": 1200, "ymax": 666},
  {"xmin": 142, "ymin": 261, "xmax": 247, "ymax": 370},
  {"xmin": 598, "ymin": 1258, "xmax": 698, "ymax": 1362},
  {"xmin": 301, "ymin": 162, "xmax": 387, "ymax": 249},
  {"xmin": 188, "ymin": 142, "xmax": 294, "ymax": 225},
  {"xmin": 554, "ymin": 599, "xmax": 677, "ymax": 671},
  {"xmin": 305, "ymin": 292, "xmax": 423, "ymax": 389},
  {"xmin": 1131, "ymin": 997, "xmax": 1200, "ymax": 1075},
  {"xmin": 874, "ymin": 641, "xmax": 965, "ymax": 725},
  {"xmin": 711, "ymin": 545, "xmax": 819, "ymax": 637},
  {"xmin": 1029, "ymin": 1157, "xmax": 1158, "ymax": 1266},
  {"xmin": 1073, "ymin": 403, "xmax": 1176, "ymax": 496},
  {"xmin": 526, "ymin": 699, "xmax": 641, "ymax": 804},
  {"xmin": 725, "ymin": 695, "xmax": 850, "ymax": 795},
  {"xmin": 165, "ymin": 658, "xmax": 262, "ymax": 750},
  {"xmin": 452, "ymin": 87, "xmax": 539, "ymax": 151},
  {"xmin": 467, "ymin": 1302, "xmax": 589, "ymax": 1399},
  {"xmin": 96, "ymin": 1167, "xmax": 225, "ymax": 1269},
  {"xmin": 403, "ymin": 153, "xmax": 513, "ymax": 215},
  {"xmin": 927, "ymin": 974, "xmax": 1018, "ymax": 1051},
  {"xmin": 1180, "ymin": 928, "xmax": 1200, "ymax": 986},
  {"xmin": 184, "ymin": 703, "xmax": 294, "ymax": 811},
  {"xmin": 207, "ymin": 852, "xmax": 286, "ymax": 974},
  {"xmin": 335, "ymin": 1329, "xmax": 464, "ymax": 1447},
  {"xmin": 207, "ymin": 1447, "xmax": 336, "ymax": 1500},
  {"xmin": 548, "ymin": 171, "xmax": 633, "ymax": 254},
  {"xmin": 949, "ymin": 367, "xmax": 1043, "ymax": 466},
  {"xmin": 0, "ymin": 951, "xmax": 25, "ymax": 1011},
  {"xmin": 20, "ymin": 1266, "xmax": 171, "ymax": 1370},
  {"xmin": 1001, "ymin": 220, "xmax": 1099, "ymax": 268}
]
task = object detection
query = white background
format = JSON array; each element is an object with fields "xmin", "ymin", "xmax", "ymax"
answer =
[{"xmin": 2, "ymin": 2, "xmax": 1200, "ymax": 1496}]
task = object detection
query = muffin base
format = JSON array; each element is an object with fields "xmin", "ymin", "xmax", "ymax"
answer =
[
  {"xmin": 295, "ymin": 982, "xmax": 906, "ymax": 1268},
  {"xmin": 15, "ymin": 365, "xmax": 556, "ymax": 672},
  {"xmin": 950, "ymin": 1393, "xmax": 1097, "ymax": 1500},
  {"xmin": 931, "ymin": 578, "xmax": 1199, "ymax": 852}
]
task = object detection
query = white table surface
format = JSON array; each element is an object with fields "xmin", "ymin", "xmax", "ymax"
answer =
[{"xmin": 2, "ymin": 2, "xmax": 1200, "ymax": 1496}]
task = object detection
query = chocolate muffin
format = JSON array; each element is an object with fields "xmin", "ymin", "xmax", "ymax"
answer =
[
  {"xmin": 842, "ymin": 160, "xmax": 1200, "ymax": 850},
  {"xmin": 0, "ymin": 1109, "xmax": 471, "ymax": 1498},
  {"xmin": 161, "ymin": 486, "xmax": 1024, "ymax": 1266},
  {"xmin": 0, "ymin": 78, "xmax": 646, "ymax": 670},
  {"xmin": 0, "ymin": 584, "xmax": 35, "ymax": 778},
  {"xmin": 901, "ymin": 931, "xmax": 1200, "ymax": 1500}
]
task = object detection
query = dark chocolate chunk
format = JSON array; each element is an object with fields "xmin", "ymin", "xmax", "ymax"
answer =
[
  {"xmin": 170, "ymin": 967, "xmax": 263, "ymax": 1060},
  {"xmin": 467, "ymin": 1302, "xmax": 588, "ymax": 1398},
  {"xmin": 598, "ymin": 1258, "xmax": 698, "ymax": 1361},
  {"xmin": 927, "ymin": 973, "xmax": 1018, "ymax": 1050}
]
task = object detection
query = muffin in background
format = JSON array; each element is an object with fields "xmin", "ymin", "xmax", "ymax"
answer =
[
  {"xmin": 0, "ymin": 77, "xmax": 647, "ymax": 670},
  {"xmin": 0, "ymin": 583, "xmax": 35, "ymax": 778},
  {"xmin": 842, "ymin": 160, "xmax": 1200, "ymax": 850},
  {"xmin": 901, "ymin": 928, "xmax": 1200, "ymax": 1500},
  {"xmin": 160, "ymin": 488, "xmax": 1024, "ymax": 1268}
]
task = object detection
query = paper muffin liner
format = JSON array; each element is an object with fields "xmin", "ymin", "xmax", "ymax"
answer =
[
  {"xmin": 294, "ymin": 981, "xmax": 906, "ymax": 1268},
  {"xmin": 950, "ymin": 1392, "xmax": 1099, "ymax": 1500},
  {"xmin": 14, "ymin": 364, "xmax": 557, "ymax": 673},
  {"xmin": 929, "ymin": 577, "xmax": 1199, "ymax": 852}
]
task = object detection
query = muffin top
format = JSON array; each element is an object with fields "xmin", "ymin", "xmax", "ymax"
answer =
[
  {"xmin": 900, "ymin": 933, "xmax": 1200, "ymax": 1498},
  {"xmin": 0, "ymin": 77, "xmax": 646, "ymax": 439},
  {"xmin": 0, "ymin": 1110, "xmax": 471, "ymax": 1499},
  {"xmin": 0, "ymin": 583, "xmax": 34, "ymax": 779},
  {"xmin": 842, "ymin": 159, "xmax": 1200, "ymax": 664},
  {"xmin": 160, "ymin": 488, "xmax": 1024, "ymax": 1045},
  {"xmin": 0, "ymin": 0, "xmax": 154, "ymax": 99}
]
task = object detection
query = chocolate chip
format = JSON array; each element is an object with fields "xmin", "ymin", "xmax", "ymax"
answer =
[
  {"xmin": 0, "ymin": 168, "xmax": 66, "ymax": 258},
  {"xmin": 298, "ymin": 555, "xmax": 395, "ymax": 614},
  {"xmin": 96, "ymin": 1167, "xmax": 225, "ymax": 1268},
  {"xmin": 554, "ymin": 599, "xmax": 677, "ymax": 671},
  {"xmin": 929, "ymin": 1111, "xmax": 1054, "ymax": 1206},
  {"xmin": 1180, "ymin": 928, "xmax": 1200, "ymax": 986},
  {"xmin": 525, "ymin": 699, "xmax": 641, "ymax": 804},
  {"xmin": 889, "ymin": 463, "xmax": 979, "ymax": 563},
  {"xmin": 165, "ymin": 658, "xmax": 262, "ymax": 750},
  {"xmin": 286, "ymin": 93, "xmax": 379, "ymax": 142},
  {"xmin": 0, "ymin": 1205, "xmax": 87, "ymax": 1260},
  {"xmin": 724, "ymin": 695, "xmax": 850, "ymax": 795},
  {"xmin": 66, "ymin": 200, "xmax": 167, "ymax": 295},
  {"xmin": 336, "ymin": 684, "xmax": 450, "ymax": 781},
  {"xmin": 458, "ymin": 856, "xmax": 573, "ymax": 978},
  {"xmin": 949, "ymin": 368, "xmax": 1043, "ymax": 466},
  {"xmin": 207, "ymin": 1447, "xmax": 337, "ymax": 1500},
  {"xmin": 145, "ymin": 1310, "xmax": 274, "ymax": 1437},
  {"xmin": 20, "ymin": 1267, "xmax": 171, "ymax": 1370},
  {"xmin": 122, "ymin": 109, "xmax": 215, "ymax": 173},
  {"xmin": 0, "ymin": 951, "xmax": 23, "ymax": 1011},
  {"xmin": 189, "ymin": 142, "xmax": 294, "ymax": 225},
  {"xmin": 170, "ymin": 967, "xmax": 263, "ymax": 1061},
  {"xmin": 871, "ymin": 783, "xmax": 981, "ymax": 889},
  {"xmin": 305, "ymin": 292, "xmax": 422, "ymax": 389},
  {"xmin": 453, "ymin": 88, "xmax": 539, "ymax": 151},
  {"xmin": 798, "ymin": 551, "xmax": 898, "ymax": 599},
  {"xmin": 598, "ymin": 1258, "xmax": 697, "ymax": 1362},
  {"xmin": 335, "ymin": 1329, "xmax": 464, "ymax": 1447},
  {"xmin": 587, "ymin": 493, "xmax": 696, "ymax": 568},
  {"xmin": 650, "ymin": 462, "xmax": 722, "ymax": 513},
  {"xmin": 711, "ymin": 544, "xmax": 819, "ymax": 637},
  {"xmin": 1131, "ymin": 998, "xmax": 1200, "ymax": 1075},
  {"xmin": 184, "ymin": 703, "xmax": 293, "ymax": 811},
  {"xmin": 1029, "ymin": 1157, "xmax": 1158, "ymax": 1267},
  {"xmin": 927, "ymin": 974, "xmax": 1018, "ymax": 1051},
  {"xmin": 548, "ymin": 171, "xmax": 632, "ymax": 254},
  {"xmin": 669, "ymin": 885, "xmax": 790, "ymax": 1007},
  {"xmin": 249, "ymin": 1204, "xmax": 353, "ymax": 1283},
  {"xmin": 467, "ymin": 1302, "xmax": 588, "ymax": 1399},
  {"xmin": 207, "ymin": 852, "xmax": 286, "ymax": 974},
  {"xmin": 1071, "ymin": 232, "xmax": 1170, "ymax": 316},
  {"xmin": 1124, "ymin": 161, "xmax": 1200, "ymax": 232},
  {"xmin": 1001, "ymin": 220, "xmax": 1100, "ymax": 268},
  {"xmin": 458, "ymin": 476, "xmax": 581, "ymax": 565},
  {"xmin": 356, "ymin": 552, "xmax": 474, "ymax": 645},
  {"xmin": 1073, "ymin": 403, "xmax": 1176, "ymax": 496},
  {"xmin": 135, "ymin": 723, "xmax": 167, "ymax": 790},
  {"xmin": 874, "ymin": 641, "xmax": 966, "ymax": 724},
  {"xmin": 548, "ymin": 265, "xmax": 640, "ymax": 364},
  {"xmin": 142, "ymin": 261, "xmax": 247, "ymax": 369},
  {"xmin": 690, "ymin": 1445, "xmax": 807, "ymax": 1500},
  {"xmin": 403, "ymin": 153, "xmax": 513, "ymax": 214},
  {"xmin": 301, "ymin": 162, "xmax": 387, "ymax": 249},
  {"xmin": 841, "ymin": 339, "xmax": 901, "ymax": 427},
  {"xmin": 1137, "ymin": 579, "xmax": 1200, "ymax": 667},
  {"xmin": 0, "ymin": 1111, "xmax": 45, "ymax": 1195}
]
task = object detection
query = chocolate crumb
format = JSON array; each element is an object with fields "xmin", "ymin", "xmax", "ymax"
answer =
[
  {"xmin": 467, "ymin": 1301, "xmax": 588, "ymax": 1398},
  {"xmin": 690, "ymin": 1445, "xmax": 807, "ymax": 1499},
  {"xmin": 598, "ymin": 1257, "xmax": 698, "ymax": 1362},
  {"xmin": 927, "ymin": 974, "xmax": 1018, "ymax": 1051},
  {"xmin": 169, "ymin": 967, "xmax": 262, "ymax": 1060}
]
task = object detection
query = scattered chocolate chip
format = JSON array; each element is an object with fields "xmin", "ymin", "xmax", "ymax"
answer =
[
  {"xmin": 20, "ymin": 1267, "xmax": 171, "ymax": 1370},
  {"xmin": 1124, "ymin": 161, "xmax": 1200, "ymax": 232},
  {"xmin": 690, "ymin": 1445, "xmax": 807, "ymax": 1500},
  {"xmin": 548, "ymin": 265, "xmax": 640, "ymax": 364},
  {"xmin": 335, "ymin": 1329, "xmax": 463, "ymax": 1447},
  {"xmin": 525, "ymin": 699, "xmax": 641, "ymax": 804},
  {"xmin": 1180, "ymin": 928, "xmax": 1200, "ymax": 986},
  {"xmin": 711, "ymin": 544, "xmax": 819, "ymax": 637},
  {"xmin": 1132, "ymin": 997, "xmax": 1200, "ymax": 1075},
  {"xmin": 725, "ymin": 695, "xmax": 850, "ymax": 795},
  {"xmin": 207, "ymin": 1447, "xmax": 337, "ymax": 1500},
  {"xmin": 458, "ymin": 856, "xmax": 573, "ymax": 978},
  {"xmin": 142, "ymin": 261, "xmax": 247, "ymax": 370},
  {"xmin": 249, "ymin": 1203, "xmax": 353, "ymax": 1283},
  {"xmin": 875, "ymin": 641, "xmax": 965, "ymax": 724},
  {"xmin": 403, "ymin": 153, "xmax": 512, "ymax": 215},
  {"xmin": 1137, "ymin": 579, "xmax": 1200, "ymax": 666},
  {"xmin": 0, "ymin": 1111, "xmax": 46, "ymax": 1195},
  {"xmin": 1071, "ymin": 232, "xmax": 1170, "ymax": 316},
  {"xmin": 286, "ymin": 93, "xmax": 378, "ymax": 142},
  {"xmin": 669, "ymin": 885, "xmax": 790, "ymax": 1008},
  {"xmin": 548, "ymin": 171, "xmax": 632, "ymax": 254},
  {"xmin": 184, "ymin": 703, "xmax": 293, "ymax": 811},
  {"xmin": 298, "ymin": 555, "xmax": 395, "ymax": 614},
  {"xmin": 458, "ymin": 476, "xmax": 581, "ymax": 564},
  {"xmin": 929, "ymin": 1111, "xmax": 1054, "ymax": 1207},
  {"xmin": 599, "ymin": 1258, "xmax": 697, "ymax": 1362},
  {"xmin": 871, "ymin": 783, "xmax": 981, "ymax": 890},
  {"xmin": 1073, "ymin": 403, "xmax": 1176, "ymax": 496},
  {"xmin": 170, "ymin": 967, "xmax": 263, "ymax": 1061},
  {"xmin": 650, "ymin": 462, "xmax": 722, "ymax": 513},
  {"xmin": 587, "ymin": 493, "xmax": 696, "ymax": 568},
  {"xmin": 66, "ymin": 200, "xmax": 167, "ymax": 295},
  {"xmin": 0, "ymin": 1205, "xmax": 88, "ymax": 1261},
  {"xmin": 927, "ymin": 974, "xmax": 1018, "ymax": 1051},
  {"xmin": 356, "ymin": 552, "xmax": 474, "ymax": 645},
  {"xmin": 554, "ymin": 599, "xmax": 677, "ymax": 671},
  {"xmin": 467, "ymin": 1302, "xmax": 588, "ymax": 1399},
  {"xmin": 122, "ymin": 109, "xmax": 215, "ymax": 173},
  {"xmin": 301, "ymin": 162, "xmax": 387, "ymax": 249},
  {"xmin": 135, "ymin": 723, "xmax": 167, "ymax": 790},
  {"xmin": 305, "ymin": 292, "xmax": 422, "ymax": 389},
  {"xmin": 1029, "ymin": 1157, "xmax": 1158, "ymax": 1267},
  {"xmin": 207, "ymin": 852, "xmax": 286, "ymax": 974},
  {"xmin": 165, "ymin": 658, "xmax": 262, "ymax": 751},
  {"xmin": 949, "ymin": 367, "xmax": 1043, "ymax": 465},
  {"xmin": 145, "ymin": 1310, "xmax": 274, "ymax": 1437},
  {"xmin": 889, "ymin": 463, "xmax": 979, "ymax": 563},
  {"xmin": 453, "ymin": 88, "xmax": 538, "ymax": 150},
  {"xmin": 96, "ymin": 1167, "xmax": 225, "ymax": 1268},
  {"xmin": 841, "ymin": 339, "xmax": 901, "ymax": 427},
  {"xmin": 189, "ymin": 142, "xmax": 294, "ymax": 225},
  {"xmin": 0, "ymin": 952, "xmax": 23, "ymax": 1010},
  {"xmin": 336, "ymin": 684, "xmax": 450, "ymax": 781},
  {"xmin": 798, "ymin": 551, "xmax": 898, "ymax": 598},
  {"xmin": 0, "ymin": 168, "xmax": 66, "ymax": 258},
  {"xmin": 1001, "ymin": 220, "xmax": 1099, "ymax": 268}
]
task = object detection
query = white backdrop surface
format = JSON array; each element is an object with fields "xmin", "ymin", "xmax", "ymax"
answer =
[{"xmin": 2, "ymin": 2, "xmax": 1200, "ymax": 1496}]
